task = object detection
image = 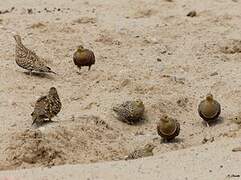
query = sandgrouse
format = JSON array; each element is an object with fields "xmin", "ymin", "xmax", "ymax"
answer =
[
  {"xmin": 112, "ymin": 99, "xmax": 145, "ymax": 125},
  {"xmin": 198, "ymin": 93, "xmax": 221, "ymax": 126},
  {"xmin": 73, "ymin": 45, "xmax": 95, "ymax": 71},
  {"xmin": 13, "ymin": 34, "xmax": 56, "ymax": 74},
  {"xmin": 31, "ymin": 87, "xmax": 61, "ymax": 125},
  {"xmin": 125, "ymin": 143, "xmax": 155, "ymax": 160},
  {"xmin": 157, "ymin": 115, "xmax": 180, "ymax": 142}
]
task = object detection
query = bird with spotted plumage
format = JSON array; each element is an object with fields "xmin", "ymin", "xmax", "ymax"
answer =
[
  {"xmin": 13, "ymin": 34, "xmax": 56, "ymax": 75},
  {"xmin": 125, "ymin": 143, "xmax": 155, "ymax": 160},
  {"xmin": 112, "ymin": 99, "xmax": 145, "ymax": 125},
  {"xmin": 31, "ymin": 87, "xmax": 61, "ymax": 126}
]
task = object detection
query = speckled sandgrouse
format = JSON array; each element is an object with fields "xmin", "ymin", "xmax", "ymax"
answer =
[
  {"xmin": 125, "ymin": 143, "xmax": 155, "ymax": 160},
  {"xmin": 31, "ymin": 87, "xmax": 61, "ymax": 125},
  {"xmin": 112, "ymin": 99, "xmax": 145, "ymax": 125},
  {"xmin": 13, "ymin": 34, "xmax": 56, "ymax": 74}
]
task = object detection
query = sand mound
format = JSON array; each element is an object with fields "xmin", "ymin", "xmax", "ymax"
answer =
[{"xmin": 2, "ymin": 116, "xmax": 128, "ymax": 170}]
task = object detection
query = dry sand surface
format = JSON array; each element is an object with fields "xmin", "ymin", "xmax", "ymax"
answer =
[
  {"xmin": 0, "ymin": 138, "xmax": 241, "ymax": 180},
  {"xmin": 0, "ymin": 0, "xmax": 241, "ymax": 178}
]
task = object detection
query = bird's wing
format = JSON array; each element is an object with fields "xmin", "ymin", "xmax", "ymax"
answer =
[
  {"xmin": 34, "ymin": 96, "xmax": 49, "ymax": 115},
  {"xmin": 122, "ymin": 102, "xmax": 133, "ymax": 115},
  {"xmin": 48, "ymin": 97, "xmax": 59, "ymax": 115},
  {"xmin": 27, "ymin": 49, "xmax": 42, "ymax": 63},
  {"xmin": 36, "ymin": 95, "xmax": 47, "ymax": 103}
]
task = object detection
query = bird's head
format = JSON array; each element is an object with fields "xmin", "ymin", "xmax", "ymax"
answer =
[
  {"xmin": 144, "ymin": 143, "xmax": 156, "ymax": 152},
  {"xmin": 49, "ymin": 87, "xmax": 58, "ymax": 96},
  {"xmin": 161, "ymin": 114, "xmax": 169, "ymax": 123},
  {"xmin": 206, "ymin": 93, "xmax": 213, "ymax": 101},
  {"xmin": 135, "ymin": 99, "xmax": 144, "ymax": 108},
  {"xmin": 77, "ymin": 45, "xmax": 84, "ymax": 52},
  {"xmin": 13, "ymin": 34, "xmax": 22, "ymax": 44}
]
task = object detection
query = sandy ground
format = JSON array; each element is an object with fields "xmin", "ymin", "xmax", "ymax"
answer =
[
  {"xmin": 0, "ymin": 138, "xmax": 241, "ymax": 180},
  {"xmin": 0, "ymin": 0, "xmax": 241, "ymax": 177}
]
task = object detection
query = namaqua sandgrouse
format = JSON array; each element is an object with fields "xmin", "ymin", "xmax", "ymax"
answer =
[
  {"xmin": 198, "ymin": 93, "xmax": 221, "ymax": 126},
  {"xmin": 31, "ymin": 87, "xmax": 61, "ymax": 125},
  {"xmin": 112, "ymin": 99, "xmax": 145, "ymax": 125},
  {"xmin": 13, "ymin": 34, "xmax": 56, "ymax": 74},
  {"xmin": 73, "ymin": 45, "xmax": 95, "ymax": 71},
  {"xmin": 125, "ymin": 143, "xmax": 155, "ymax": 160},
  {"xmin": 157, "ymin": 115, "xmax": 180, "ymax": 142}
]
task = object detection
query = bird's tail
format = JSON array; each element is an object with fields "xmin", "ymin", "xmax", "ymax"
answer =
[
  {"xmin": 112, "ymin": 106, "xmax": 119, "ymax": 113},
  {"xmin": 31, "ymin": 112, "xmax": 38, "ymax": 125},
  {"xmin": 40, "ymin": 66, "xmax": 57, "ymax": 74},
  {"xmin": 49, "ymin": 70, "xmax": 57, "ymax": 74}
]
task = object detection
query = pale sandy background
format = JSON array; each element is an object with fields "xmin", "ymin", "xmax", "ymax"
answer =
[{"xmin": 0, "ymin": 0, "xmax": 241, "ymax": 179}]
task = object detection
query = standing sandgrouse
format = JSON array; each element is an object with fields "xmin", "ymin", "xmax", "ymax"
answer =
[
  {"xmin": 198, "ymin": 93, "xmax": 221, "ymax": 126},
  {"xmin": 73, "ymin": 45, "xmax": 95, "ymax": 72},
  {"xmin": 31, "ymin": 87, "xmax": 61, "ymax": 125},
  {"xmin": 157, "ymin": 115, "xmax": 180, "ymax": 142},
  {"xmin": 13, "ymin": 35, "xmax": 56, "ymax": 74}
]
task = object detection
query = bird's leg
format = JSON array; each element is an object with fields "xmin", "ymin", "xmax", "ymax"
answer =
[
  {"xmin": 77, "ymin": 69, "xmax": 81, "ymax": 75},
  {"xmin": 162, "ymin": 139, "xmax": 168, "ymax": 143},
  {"xmin": 88, "ymin": 65, "xmax": 91, "ymax": 71},
  {"xmin": 76, "ymin": 67, "xmax": 81, "ymax": 75},
  {"xmin": 47, "ymin": 115, "xmax": 52, "ymax": 122},
  {"xmin": 29, "ymin": 70, "xmax": 32, "ymax": 76},
  {"xmin": 206, "ymin": 121, "xmax": 210, "ymax": 127}
]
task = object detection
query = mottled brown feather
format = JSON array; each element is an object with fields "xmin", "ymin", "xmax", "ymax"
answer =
[
  {"xmin": 113, "ymin": 100, "xmax": 145, "ymax": 125},
  {"xmin": 13, "ymin": 35, "xmax": 56, "ymax": 74},
  {"xmin": 31, "ymin": 87, "xmax": 61, "ymax": 125},
  {"xmin": 125, "ymin": 144, "xmax": 155, "ymax": 160}
]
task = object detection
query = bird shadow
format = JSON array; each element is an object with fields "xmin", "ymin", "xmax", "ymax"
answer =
[
  {"xmin": 32, "ymin": 120, "xmax": 58, "ymax": 129},
  {"xmin": 160, "ymin": 137, "xmax": 184, "ymax": 144},
  {"xmin": 131, "ymin": 113, "xmax": 150, "ymax": 126},
  {"xmin": 23, "ymin": 71, "xmax": 55, "ymax": 80},
  {"xmin": 202, "ymin": 116, "xmax": 224, "ymax": 127},
  {"xmin": 133, "ymin": 117, "xmax": 148, "ymax": 126}
]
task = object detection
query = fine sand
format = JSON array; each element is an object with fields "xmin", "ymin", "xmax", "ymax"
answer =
[
  {"xmin": 0, "ymin": 0, "xmax": 241, "ymax": 178},
  {"xmin": 0, "ymin": 137, "xmax": 241, "ymax": 180}
]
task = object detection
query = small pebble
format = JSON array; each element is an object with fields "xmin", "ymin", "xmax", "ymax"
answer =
[
  {"xmin": 157, "ymin": 58, "xmax": 162, "ymax": 62},
  {"xmin": 27, "ymin": 8, "xmax": 33, "ymax": 14},
  {"xmin": 210, "ymin": 72, "xmax": 218, "ymax": 76},
  {"xmin": 187, "ymin": 11, "xmax": 197, "ymax": 17},
  {"xmin": 227, "ymin": 174, "xmax": 240, "ymax": 178},
  {"xmin": 173, "ymin": 76, "xmax": 185, "ymax": 84},
  {"xmin": 232, "ymin": 147, "xmax": 241, "ymax": 152},
  {"xmin": 11, "ymin": 123, "xmax": 16, "ymax": 127}
]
